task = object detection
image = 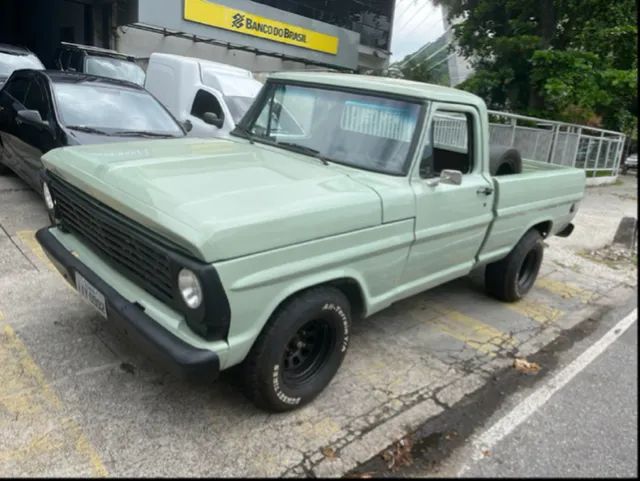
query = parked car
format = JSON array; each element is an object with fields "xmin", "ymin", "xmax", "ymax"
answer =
[
  {"xmin": 144, "ymin": 53, "xmax": 263, "ymax": 138},
  {"xmin": 36, "ymin": 73, "xmax": 585, "ymax": 412},
  {"xmin": 0, "ymin": 44, "xmax": 44, "ymax": 88},
  {"xmin": 0, "ymin": 69, "xmax": 185, "ymax": 194},
  {"xmin": 621, "ymin": 152, "xmax": 637, "ymax": 174},
  {"xmin": 54, "ymin": 42, "xmax": 145, "ymax": 86}
]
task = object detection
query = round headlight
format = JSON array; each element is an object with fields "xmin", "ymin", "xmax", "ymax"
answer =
[
  {"xmin": 178, "ymin": 269, "xmax": 202, "ymax": 309},
  {"xmin": 43, "ymin": 182, "xmax": 54, "ymax": 211}
]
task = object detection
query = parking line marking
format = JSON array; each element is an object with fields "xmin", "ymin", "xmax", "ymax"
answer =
[
  {"xmin": 536, "ymin": 278, "xmax": 594, "ymax": 303},
  {"xmin": 505, "ymin": 298, "xmax": 563, "ymax": 325},
  {"xmin": 430, "ymin": 304, "xmax": 516, "ymax": 355},
  {"xmin": 0, "ymin": 324, "xmax": 108, "ymax": 476},
  {"xmin": 460, "ymin": 308, "xmax": 637, "ymax": 473},
  {"xmin": 16, "ymin": 230, "xmax": 55, "ymax": 272}
]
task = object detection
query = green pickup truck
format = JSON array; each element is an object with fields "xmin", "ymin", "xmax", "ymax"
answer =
[{"xmin": 36, "ymin": 72, "xmax": 585, "ymax": 412}]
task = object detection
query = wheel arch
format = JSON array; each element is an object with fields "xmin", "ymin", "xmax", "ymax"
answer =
[
  {"xmin": 530, "ymin": 220, "xmax": 553, "ymax": 238},
  {"xmin": 223, "ymin": 272, "xmax": 370, "ymax": 369}
]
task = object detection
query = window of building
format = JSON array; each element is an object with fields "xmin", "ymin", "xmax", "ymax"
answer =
[{"xmin": 250, "ymin": 0, "xmax": 393, "ymax": 50}]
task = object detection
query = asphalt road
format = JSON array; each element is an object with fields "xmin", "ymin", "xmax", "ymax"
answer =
[
  {"xmin": 418, "ymin": 300, "xmax": 638, "ymax": 478},
  {"xmin": 462, "ymin": 319, "xmax": 636, "ymax": 477}
]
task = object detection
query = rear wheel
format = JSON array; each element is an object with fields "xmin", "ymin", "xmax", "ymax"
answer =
[
  {"xmin": 241, "ymin": 286, "xmax": 351, "ymax": 412},
  {"xmin": 485, "ymin": 229, "xmax": 544, "ymax": 302}
]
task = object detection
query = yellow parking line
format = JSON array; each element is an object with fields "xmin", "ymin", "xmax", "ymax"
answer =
[
  {"xmin": 16, "ymin": 230, "xmax": 55, "ymax": 272},
  {"xmin": 430, "ymin": 303, "xmax": 516, "ymax": 356},
  {"xmin": 536, "ymin": 277, "xmax": 595, "ymax": 303},
  {"xmin": 506, "ymin": 298, "xmax": 563, "ymax": 325},
  {"xmin": 0, "ymin": 323, "xmax": 108, "ymax": 476}
]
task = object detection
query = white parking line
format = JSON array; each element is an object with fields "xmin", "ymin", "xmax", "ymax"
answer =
[{"xmin": 458, "ymin": 307, "xmax": 637, "ymax": 474}]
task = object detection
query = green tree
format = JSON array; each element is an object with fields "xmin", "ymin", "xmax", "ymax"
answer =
[
  {"xmin": 434, "ymin": 0, "xmax": 637, "ymax": 134},
  {"xmin": 399, "ymin": 55, "xmax": 450, "ymax": 85}
]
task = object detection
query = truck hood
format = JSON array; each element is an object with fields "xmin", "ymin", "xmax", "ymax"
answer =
[{"xmin": 42, "ymin": 137, "xmax": 382, "ymax": 262}]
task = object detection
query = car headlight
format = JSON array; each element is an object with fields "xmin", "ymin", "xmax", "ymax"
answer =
[
  {"xmin": 178, "ymin": 269, "xmax": 203, "ymax": 309},
  {"xmin": 43, "ymin": 182, "xmax": 54, "ymax": 211}
]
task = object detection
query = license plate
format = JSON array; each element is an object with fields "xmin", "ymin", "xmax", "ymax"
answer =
[{"xmin": 75, "ymin": 272, "xmax": 107, "ymax": 319}]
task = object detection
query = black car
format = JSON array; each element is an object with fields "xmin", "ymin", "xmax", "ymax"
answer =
[
  {"xmin": 54, "ymin": 42, "xmax": 146, "ymax": 86},
  {"xmin": 0, "ymin": 69, "xmax": 186, "ymax": 194}
]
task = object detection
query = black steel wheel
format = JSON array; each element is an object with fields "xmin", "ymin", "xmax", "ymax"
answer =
[
  {"xmin": 485, "ymin": 229, "xmax": 544, "ymax": 302},
  {"xmin": 241, "ymin": 286, "xmax": 351, "ymax": 412}
]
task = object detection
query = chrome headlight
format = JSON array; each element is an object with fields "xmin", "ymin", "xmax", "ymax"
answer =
[
  {"xmin": 43, "ymin": 182, "xmax": 54, "ymax": 211},
  {"xmin": 178, "ymin": 269, "xmax": 203, "ymax": 309}
]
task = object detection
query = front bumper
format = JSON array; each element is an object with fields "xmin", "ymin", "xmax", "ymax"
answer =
[{"xmin": 36, "ymin": 227, "xmax": 220, "ymax": 382}]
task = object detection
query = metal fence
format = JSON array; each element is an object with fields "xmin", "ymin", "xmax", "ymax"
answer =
[{"xmin": 487, "ymin": 110, "xmax": 626, "ymax": 177}]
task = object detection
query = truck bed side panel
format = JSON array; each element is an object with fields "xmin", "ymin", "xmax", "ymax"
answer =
[{"xmin": 478, "ymin": 161, "xmax": 585, "ymax": 265}]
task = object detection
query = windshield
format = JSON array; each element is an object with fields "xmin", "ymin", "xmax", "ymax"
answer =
[
  {"xmin": 241, "ymin": 83, "xmax": 423, "ymax": 175},
  {"xmin": 225, "ymin": 95, "xmax": 255, "ymax": 123},
  {"xmin": 85, "ymin": 56, "xmax": 146, "ymax": 86},
  {"xmin": 0, "ymin": 52, "xmax": 44, "ymax": 76},
  {"xmin": 52, "ymin": 82, "xmax": 183, "ymax": 136}
]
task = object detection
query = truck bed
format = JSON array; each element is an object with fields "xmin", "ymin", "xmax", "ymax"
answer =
[{"xmin": 478, "ymin": 159, "xmax": 585, "ymax": 265}]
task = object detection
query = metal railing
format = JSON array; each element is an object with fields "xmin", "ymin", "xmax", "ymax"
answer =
[{"xmin": 487, "ymin": 111, "xmax": 626, "ymax": 177}]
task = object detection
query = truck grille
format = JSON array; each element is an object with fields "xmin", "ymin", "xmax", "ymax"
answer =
[{"xmin": 48, "ymin": 174, "xmax": 175, "ymax": 304}]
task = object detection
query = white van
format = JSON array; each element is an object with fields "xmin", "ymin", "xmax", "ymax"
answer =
[{"xmin": 144, "ymin": 53, "xmax": 263, "ymax": 138}]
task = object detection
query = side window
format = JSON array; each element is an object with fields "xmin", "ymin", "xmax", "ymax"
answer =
[
  {"xmin": 421, "ymin": 110, "xmax": 474, "ymax": 177},
  {"xmin": 70, "ymin": 51, "xmax": 84, "ymax": 72},
  {"xmin": 4, "ymin": 76, "xmax": 30, "ymax": 106},
  {"xmin": 23, "ymin": 80, "xmax": 50, "ymax": 120},
  {"xmin": 191, "ymin": 90, "xmax": 224, "ymax": 123}
]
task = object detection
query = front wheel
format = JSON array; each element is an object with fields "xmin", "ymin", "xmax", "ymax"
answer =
[
  {"xmin": 485, "ymin": 229, "xmax": 544, "ymax": 302},
  {"xmin": 241, "ymin": 286, "xmax": 351, "ymax": 412}
]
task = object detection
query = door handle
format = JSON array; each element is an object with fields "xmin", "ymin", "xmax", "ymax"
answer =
[{"xmin": 477, "ymin": 187, "xmax": 494, "ymax": 196}]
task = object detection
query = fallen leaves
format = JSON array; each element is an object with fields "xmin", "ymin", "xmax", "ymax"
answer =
[
  {"xmin": 513, "ymin": 358, "xmax": 541, "ymax": 374},
  {"xmin": 381, "ymin": 435, "xmax": 413, "ymax": 471},
  {"xmin": 321, "ymin": 446, "xmax": 337, "ymax": 459}
]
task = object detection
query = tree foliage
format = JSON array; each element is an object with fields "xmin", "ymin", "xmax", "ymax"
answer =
[{"xmin": 434, "ymin": 0, "xmax": 637, "ymax": 134}]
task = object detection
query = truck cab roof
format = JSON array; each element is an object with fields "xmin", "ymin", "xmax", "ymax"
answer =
[
  {"xmin": 268, "ymin": 71, "xmax": 487, "ymax": 110},
  {"xmin": 149, "ymin": 53, "xmax": 255, "ymax": 79}
]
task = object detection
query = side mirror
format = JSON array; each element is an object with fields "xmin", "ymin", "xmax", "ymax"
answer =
[
  {"xmin": 202, "ymin": 112, "xmax": 224, "ymax": 129},
  {"xmin": 17, "ymin": 110, "xmax": 49, "ymax": 129},
  {"xmin": 425, "ymin": 169, "xmax": 463, "ymax": 187},
  {"xmin": 440, "ymin": 169, "xmax": 463, "ymax": 185},
  {"xmin": 181, "ymin": 119, "xmax": 193, "ymax": 133}
]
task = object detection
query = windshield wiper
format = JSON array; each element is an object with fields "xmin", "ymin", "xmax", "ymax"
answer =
[
  {"xmin": 66, "ymin": 125, "xmax": 111, "ymax": 135},
  {"xmin": 275, "ymin": 142, "xmax": 331, "ymax": 166},
  {"xmin": 111, "ymin": 130, "xmax": 174, "ymax": 138}
]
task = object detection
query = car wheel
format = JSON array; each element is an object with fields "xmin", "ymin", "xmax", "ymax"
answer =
[
  {"xmin": 485, "ymin": 229, "xmax": 544, "ymax": 302},
  {"xmin": 241, "ymin": 286, "xmax": 351, "ymax": 412}
]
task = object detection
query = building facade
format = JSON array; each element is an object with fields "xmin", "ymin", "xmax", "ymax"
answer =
[{"xmin": 0, "ymin": 0, "xmax": 395, "ymax": 74}]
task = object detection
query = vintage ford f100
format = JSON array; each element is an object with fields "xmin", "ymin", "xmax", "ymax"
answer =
[{"xmin": 36, "ymin": 73, "xmax": 585, "ymax": 411}]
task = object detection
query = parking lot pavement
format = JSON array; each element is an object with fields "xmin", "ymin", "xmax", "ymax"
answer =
[{"xmin": 0, "ymin": 172, "xmax": 637, "ymax": 477}]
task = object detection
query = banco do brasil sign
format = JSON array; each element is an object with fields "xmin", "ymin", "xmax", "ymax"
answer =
[{"xmin": 184, "ymin": 0, "xmax": 339, "ymax": 55}]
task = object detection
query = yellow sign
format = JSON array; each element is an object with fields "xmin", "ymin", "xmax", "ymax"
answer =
[{"xmin": 184, "ymin": 0, "xmax": 339, "ymax": 55}]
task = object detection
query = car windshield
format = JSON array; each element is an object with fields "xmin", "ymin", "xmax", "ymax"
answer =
[
  {"xmin": 52, "ymin": 82, "xmax": 183, "ymax": 136},
  {"xmin": 0, "ymin": 52, "xmax": 44, "ymax": 76},
  {"xmin": 240, "ymin": 83, "xmax": 423, "ymax": 175},
  {"xmin": 85, "ymin": 56, "xmax": 146, "ymax": 86},
  {"xmin": 225, "ymin": 95, "xmax": 255, "ymax": 123}
]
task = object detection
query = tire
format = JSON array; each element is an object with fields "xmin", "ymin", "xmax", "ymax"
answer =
[
  {"xmin": 241, "ymin": 286, "xmax": 351, "ymax": 412},
  {"xmin": 489, "ymin": 146, "xmax": 522, "ymax": 176},
  {"xmin": 485, "ymin": 229, "xmax": 544, "ymax": 302}
]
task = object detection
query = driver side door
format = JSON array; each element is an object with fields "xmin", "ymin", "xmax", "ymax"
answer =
[
  {"xmin": 18, "ymin": 77, "xmax": 58, "ymax": 191},
  {"xmin": 399, "ymin": 103, "xmax": 494, "ymax": 291}
]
